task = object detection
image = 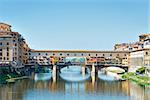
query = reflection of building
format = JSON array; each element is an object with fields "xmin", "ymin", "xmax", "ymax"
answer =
[
  {"xmin": 129, "ymin": 82, "xmax": 150, "ymax": 100},
  {"xmin": 0, "ymin": 23, "xmax": 30, "ymax": 66}
]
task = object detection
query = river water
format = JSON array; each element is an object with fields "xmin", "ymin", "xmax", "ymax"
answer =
[{"xmin": 0, "ymin": 74, "xmax": 150, "ymax": 100}]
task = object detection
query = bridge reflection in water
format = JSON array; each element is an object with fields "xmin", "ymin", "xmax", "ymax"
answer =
[
  {"xmin": 0, "ymin": 73, "xmax": 150, "ymax": 100},
  {"xmin": 59, "ymin": 66, "xmax": 91, "ymax": 82}
]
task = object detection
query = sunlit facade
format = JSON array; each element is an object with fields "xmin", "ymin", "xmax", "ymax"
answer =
[{"xmin": 0, "ymin": 23, "xmax": 30, "ymax": 67}]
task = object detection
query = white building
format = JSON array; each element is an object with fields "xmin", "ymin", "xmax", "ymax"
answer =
[{"xmin": 129, "ymin": 49, "xmax": 150, "ymax": 75}]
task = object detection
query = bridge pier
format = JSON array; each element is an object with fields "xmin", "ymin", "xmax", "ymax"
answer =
[
  {"xmin": 82, "ymin": 66, "xmax": 85, "ymax": 77},
  {"xmin": 91, "ymin": 63, "xmax": 95, "ymax": 76}
]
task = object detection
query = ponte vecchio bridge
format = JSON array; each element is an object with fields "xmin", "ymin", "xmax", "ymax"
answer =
[
  {"xmin": 28, "ymin": 50, "xmax": 129, "ymax": 68},
  {"xmin": 27, "ymin": 50, "xmax": 129, "ymax": 80}
]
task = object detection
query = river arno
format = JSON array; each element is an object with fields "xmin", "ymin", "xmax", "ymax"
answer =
[{"xmin": 0, "ymin": 76, "xmax": 150, "ymax": 100}]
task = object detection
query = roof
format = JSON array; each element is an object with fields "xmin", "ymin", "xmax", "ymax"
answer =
[
  {"xmin": 144, "ymin": 38, "xmax": 150, "ymax": 41},
  {"xmin": 0, "ymin": 31, "xmax": 19, "ymax": 35},
  {"xmin": 0, "ymin": 34, "xmax": 12, "ymax": 38},
  {"xmin": 139, "ymin": 34, "xmax": 150, "ymax": 37},
  {"xmin": 0, "ymin": 23, "xmax": 11, "ymax": 27},
  {"xmin": 30, "ymin": 50, "xmax": 130, "ymax": 53},
  {"xmin": 130, "ymin": 48, "xmax": 150, "ymax": 52}
]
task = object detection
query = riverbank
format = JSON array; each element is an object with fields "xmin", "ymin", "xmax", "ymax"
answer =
[
  {"xmin": 0, "ymin": 73, "xmax": 29, "ymax": 84},
  {"xmin": 122, "ymin": 72, "xmax": 150, "ymax": 86}
]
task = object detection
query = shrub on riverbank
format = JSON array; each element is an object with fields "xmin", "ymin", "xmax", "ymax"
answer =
[
  {"xmin": 0, "ymin": 73, "xmax": 22, "ymax": 84},
  {"xmin": 121, "ymin": 72, "xmax": 150, "ymax": 86},
  {"xmin": 121, "ymin": 72, "xmax": 134, "ymax": 79},
  {"xmin": 136, "ymin": 67, "xmax": 146, "ymax": 74}
]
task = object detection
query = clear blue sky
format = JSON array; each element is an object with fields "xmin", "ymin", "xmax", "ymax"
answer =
[{"xmin": 0, "ymin": 0, "xmax": 149, "ymax": 50}]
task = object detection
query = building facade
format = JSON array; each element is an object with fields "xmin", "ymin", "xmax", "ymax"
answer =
[
  {"xmin": 115, "ymin": 34, "xmax": 150, "ymax": 75},
  {"xmin": 144, "ymin": 38, "xmax": 150, "ymax": 49},
  {"xmin": 114, "ymin": 34, "xmax": 150, "ymax": 51},
  {"xmin": 0, "ymin": 23, "xmax": 30, "ymax": 67},
  {"xmin": 0, "ymin": 35, "xmax": 13, "ymax": 64}
]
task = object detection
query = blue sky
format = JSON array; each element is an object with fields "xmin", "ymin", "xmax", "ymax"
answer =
[{"xmin": 0, "ymin": 0, "xmax": 149, "ymax": 50}]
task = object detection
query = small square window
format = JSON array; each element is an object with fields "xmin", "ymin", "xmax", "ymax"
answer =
[{"xmin": 146, "ymin": 52, "xmax": 148, "ymax": 55}]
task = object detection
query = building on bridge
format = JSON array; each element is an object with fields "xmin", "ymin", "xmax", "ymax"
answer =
[{"xmin": 28, "ymin": 50, "xmax": 129, "ymax": 66}]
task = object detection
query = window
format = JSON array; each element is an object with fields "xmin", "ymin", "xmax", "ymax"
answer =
[
  {"xmin": 15, "ymin": 43, "xmax": 17, "ymax": 46},
  {"xmin": 74, "ymin": 54, "xmax": 77, "ymax": 56},
  {"xmin": 7, "ymin": 42, "xmax": 9, "ymax": 45},
  {"xmin": 81, "ymin": 54, "xmax": 84, "ymax": 56},
  {"xmin": 103, "ymin": 54, "xmax": 105, "ymax": 56},
  {"xmin": 7, "ymin": 52, "xmax": 9, "ymax": 56},
  {"xmin": 13, "ymin": 57, "xmax": 17, "ymax": 61},
  {"xmin": 60, "ymin": 53, "xmax": 62, "ymax": 56},
  {"xmin": 117, "ymin": 54, "xmax": 119, "ymax": 56},
  {"xmin": 38, "ymin": 53, "xmax": 41, "ymax": 55},
  {"xmin": 129, "ymin": 48, "xmax": 132, "ymax": 50},
  {"xmin": 67, "ymin": 54, "xmax": 69, "ymax": 56},
  {"xmin": 96, "ymin": 54, "xmax": 98, "ymax": 56},
  {"xmin": 0, "ymin": 42, "xmax": 2, "ymax": 45},
  {"xmin": 110, "ymin": 54, "xmax": 112, "ymax": 56},
  {"xmin": 146, "ymin": 52, "xmax": 148, "ymax": 55},
  {"xmin": 7, "ymin": 47, "xmax": 9, "ymax": 51},
  {"xmin": 124, "ymin": 54, "xmax": 126, "ymax": 56},
  {"xmin": 0, "ymin": 49, "xmax": 2, "ymax": 51},
  {"xmin": 45, "ymin": 53, "xmax": 48, "ymax": 56},
  {"xmin": 0, "ymin": 52, "xmax": 2, "ymax": 56},
  {"xmin": 88, "ymin": 54, "xmax": 91, "ymax": 56}
]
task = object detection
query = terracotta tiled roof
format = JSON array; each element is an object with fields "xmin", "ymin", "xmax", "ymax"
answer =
[{"xmin": 0, "ymin": 23, "xmax": 11, "ymax": 27}]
